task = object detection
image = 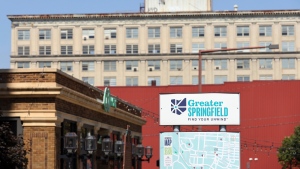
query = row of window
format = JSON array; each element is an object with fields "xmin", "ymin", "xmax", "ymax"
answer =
[
  {"xmin": 16, "ymin": 58, "xmax": 297, "ymax": 71},
  {"xmin": 80, "ymin": 74, "xmax": 296, "ymax": 86},
  {"xmin": 17, "ymin": 25, "xmax": 295, "ymax": 41},
  {"xmin": 17, "ymin": 41, "xmax": 296, "ymax": 56}
]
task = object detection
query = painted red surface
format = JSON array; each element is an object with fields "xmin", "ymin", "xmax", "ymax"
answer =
[{"xmin": 98, "ymin": 80, "xmax": 300, "ymax": 169}]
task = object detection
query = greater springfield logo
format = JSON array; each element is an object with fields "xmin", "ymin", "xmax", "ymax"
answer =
[{"xmin": 171, "ymin": 98, "xmax": 229, "ymax": 117}]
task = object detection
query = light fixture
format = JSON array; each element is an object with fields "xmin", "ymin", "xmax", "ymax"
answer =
[
  {"xmin": 102, "ymin": 138, "xmax": 113, "ymax": 156},
  {"xmin": 114, "ymin": 140, "xmax": 124, "ymax": 157},
  {"xmin": 136, "ymin": 144, "xmax": 144, "ymax": 158},
  {"xmin": 145, "ymin": 146, "xmax": 153, "ymax": 159},
  {"xmin": 85, "ymin": 132, "xmax": 97, "ymax": 155},
  {"xmin": 64, "ymin": 132, "xmax": 78, "ymax": 154}
]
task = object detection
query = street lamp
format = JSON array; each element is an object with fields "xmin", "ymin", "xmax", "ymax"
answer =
[
  {"xmin": 64, "ymin": 132, "xmax": 78, "ymax": 169},
  {"xmin": 132, "ymin": 144, "xmax": 153, "ymax": 169},
  {"xmin": 198, "ymin": 44, "xmax": 279, "ymax": 132},
  {"xmin": 84, "ymin": 132, "xmax": 97, "ymax": 156},
  {"xmin": 198, "ymin": 44, "xmax": 279, "ymax": 92},
  {"xmin": 102, "ymin": 137, "xmax": 113, "ymax": 156}
]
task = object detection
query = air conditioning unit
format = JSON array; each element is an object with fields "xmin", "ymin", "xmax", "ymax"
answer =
[
  {"xmin": 192, "ymin": 66, "xmax": 198, "ymax": 70},
  {"xmin": 237, "ymin": 65, "xmax": 243, "ymax": 69},
  {"xmin": 82, "ymin": 35, "xmax": 89, "ymax": 41},
  {"xmin": 215, "ymin": 66, "xmax": 221, "ymax": 70},
  {"xmin": 148, "ymin": 66, "xmax": 155, "ymax": 71},
  {"xmin": 105, "ymin": 36, "xmax": 110, "ymax": 40},
  {"xmin": 132, "ymin": 67, "xmax": 138, "ymax": 72},
  {"xmin": 177, "ymin": 68, "xmax": 182, "ymax": 71},
  {"xmin": 260, "ymin": 65, "xmax": 265, "ymax": 69}
]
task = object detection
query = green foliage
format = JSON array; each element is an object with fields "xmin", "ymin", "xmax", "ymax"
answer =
[
  {"xmin": 0, "ymin": 112, "xmax": 28, "ymax": 168},
  {"xmin": 278, "ymin": 126, "xmax": 300, "ymax": 169}
]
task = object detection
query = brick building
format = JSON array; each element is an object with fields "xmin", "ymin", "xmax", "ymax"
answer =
[
  {"xmin": 100, "ymin": 80, "xmax": 300, "ymax": 169},
  {"xmin": 0, "ymin": 68, "xmax": 146, "ymax": 169}
]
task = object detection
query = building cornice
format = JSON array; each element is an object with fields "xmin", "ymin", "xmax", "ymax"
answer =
[{"xmin": 7, "ymin": 10, "xmax": 300, "ymax": 21}]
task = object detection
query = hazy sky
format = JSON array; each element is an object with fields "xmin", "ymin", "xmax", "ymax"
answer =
[{"xmin": 0, "ymin": 0, "xmax": 299, "ymax": 68}]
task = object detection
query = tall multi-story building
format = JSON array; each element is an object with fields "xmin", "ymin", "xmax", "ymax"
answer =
[{"xmin": 7, "ymin": 0, "xmax": 300, "ymax": 86}]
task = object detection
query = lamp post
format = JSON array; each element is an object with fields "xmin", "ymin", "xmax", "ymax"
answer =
[
  {"xmin": 132, "ymin": 144, "xmax": 153, "ymax": 169},
  {"xmin": 101, "ymin": 138, "xmax": 124, "ymax": 169},
  {"xmin": 198, "ymin": 44, "xmax": 279, "ymax": 132},
  {"xmin": 64, "ymin": 132, "xmax": 78, "ymax": 169}
]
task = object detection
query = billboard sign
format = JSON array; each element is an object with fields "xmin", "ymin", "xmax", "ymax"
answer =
[
  {"xmin": 160, "ymin": 132, "xmax": 240, "ymax": 169},
  {"xmin": 159, "ymin": 93, "xmax": 240, "ymax": 125}
]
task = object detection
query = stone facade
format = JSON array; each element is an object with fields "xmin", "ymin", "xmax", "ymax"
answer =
[
  {"xmin": 7, "ymin": 10, "xmax": 300, "ymax": 86},
  {"xmin": 0, "ymin": 68, "xmax": 145, "ymax": 169}
]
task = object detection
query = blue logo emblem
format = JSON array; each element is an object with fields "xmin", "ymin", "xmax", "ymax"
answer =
[
  {"xmin": 164, "ymin": 137, "xmax": 172, "ymax": 146},
  {"xmin": 171, "ymin": 98, "xmax": 186, "ymax": 115}
]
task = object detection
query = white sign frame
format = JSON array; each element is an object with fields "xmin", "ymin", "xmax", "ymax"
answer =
[{"xmin": 159, "ymin": 93, "xmax": 240, "ymax": 125}]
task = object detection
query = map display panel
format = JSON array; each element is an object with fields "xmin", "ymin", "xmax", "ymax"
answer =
[{"xmin": 160, "ymin": 132, "xmax": 240, "ymax": 169}]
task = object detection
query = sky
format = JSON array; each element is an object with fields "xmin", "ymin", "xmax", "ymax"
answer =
[{"xmin": 0, "ymin": 0, "xmax": 299, "ymax": 69}]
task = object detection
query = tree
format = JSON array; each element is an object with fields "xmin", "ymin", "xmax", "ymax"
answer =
[
  {"xmin": 278, "ymin": 126, "xmax": 300, "ymax": 169},
  {"xmin": 0, "ymin": 112, "xmax": 28, "ymax": 168}
]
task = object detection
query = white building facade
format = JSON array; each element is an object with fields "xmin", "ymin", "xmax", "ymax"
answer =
[{"xmin": 8, "ymin": 10, "xmax": 300, "ymax": 86}]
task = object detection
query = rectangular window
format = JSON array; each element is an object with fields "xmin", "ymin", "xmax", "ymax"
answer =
[
  {"xmin": 17, "ymin": 62, "xmax": 30, "ymax": 68},
  {"xmin": 18, "ymin": 30, "xmax": 30, "ymax": 40},
  {"xmin": 126, "ymin": 28, "xmax": 138, "ymax": 38},
  {"xmin": 282, "ymin": 41, "xmax": 295, "ymax": 52},
  {"xmin": 192, "ymin": 27, "xmax": 205, "ymax": 37},
  {"xmin": 82, "ymin": 77, "xmax": 94, "ymax": 85},
  {"xmin": 170, "ymin": 44, "xmax": 182, "ymax": 53},
  {"xmin": 147, "ymin": 60, "xmax": 160, "ymax": 71},
  {"xmin": 191, "ymin": 60, "xmax": 205, "ymax": 70},
  {"xmin": 170, "ymin": 60, "xmax": 182, "ymax": 71},
  {"xmin": 282, "ymin": 58, "xmax": 295, "ymax": 69},
  {"xmin": 237, "ymin": 42, "xmax": 250, "ymax": 52},
  {"xmin": 104, "ymin": 61, "xmax": 116, "ymax": 71},
  {"xmin": 82, "ymin": 61, "xmax": 94, "ymax": 71},
  {"xmin": 18, "ymin": 46, "xmax": 30, "ymax": 55},
  {"xmin": 236, "ymin": 59, "xmax": 250, "ymax": 69},
  {"xmin": 148, "ymin": 76, "xmax": 161, "ymax": 86},
  {"xmin": 82, "ymin": 45, "xmax": 95, "ymax": 54},
  {"xmin": 214, "ymin": 75, "xmax": 227, "ymax": 84},
  {"xmin": 38, "ymin": 61, "xmax": 51, "ymax": 68},
  {"xmin": 237, "ymin": 26, "xmax": 249, "ymax": 36},
  {"xmin": 148, "ymin": 44, "xmax": 160, "ymax": 53},
  {"xmin": 61, "ymin": 29, "xmax": 73, "ymax": 39},
  {"xmin": 104, "ymin": 28, "xmax": 117, "ymax": 39},
  {"xmin": 39, "ymin": 29, "xmax": 51, "ymax": 40},
  {"xmin": 237, "ymin": 75, "xmax": 250, "ymax": 82},
  {"xmin": 126, "ymin": 60, "xmax": 138, "ymax": 71},
  {"xmin": 259, "ymin": 25, "xmax": 272, "ymax": 36},
  {"xmin": 192, "ymin": 43, "xmax": 205, "ymax": 53},
  {"xmin": 126, "ymin": 77, "xmax": 138, "ymax": 86},
  {"xmin": 170, "ymin": 27, "xmax": 182, "ymax": 38},
  {"xmin": 61, "ymin": 46, "xmax": 73, "ymax": 55},
  {"xmin": 214, "ymin": 42, "xmax": 227, "ymax": 51},
  {"xmin": 192, "ymin": 75, "xmax": 205, "ymax": 85},
  {"xmin": 282, "ymin": 74, "xmax": 295, "ymax": 80},
  {"xmin": 39, "ymin": 46, "xmax": 51, "ymax": 55},
  {"xmin": 282, "ymin": 25, "xmax": 294, "ymax": 36},
  {"xmin": 82, "ymin": 29, "xmax": 95, "ymax": 40},
  {"xmin": 60, "ymin": 61, "xmax": 73, "ymax": 72},
  {"xmin": 126, "ymin": 45, "xmax": 138, "ymax": 54},
  {"xmin": 259, "ymin": 75, "xmax": 273, "ymax": 80},
  {"xmin": 104, "ymin": 45, "xmax": 117, "ymax": 54},
  {"xmin": 259, "ymin": 42, "xmax": 272, "ymax": 52},
  {"xmin": 214, "ymin": 59, "xmax": 227, "ymax": 70},
  {"xmin": 259, "ymin": 59, "xmax": 273, "ymax": 69},
  {"xmin": 214, "ymin": 26, "xmax": 227, "ymax": 37},
  {"xmin": 104, "ymin": 77, "xmax": 116, "ymax": 86},
  {"xmin": 170, "ymin": 76, "xmax": 183, "ymax": 85},
  {"xmin": 148, "ymin": 27, "xmax": 160, "ymax": 38}
]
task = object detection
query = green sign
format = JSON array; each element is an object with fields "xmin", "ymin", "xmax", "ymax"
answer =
[{"xmin": 103, "ymin": 87, "xmax": 117, "ymax": 112}]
